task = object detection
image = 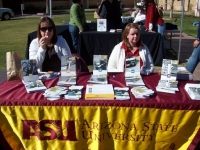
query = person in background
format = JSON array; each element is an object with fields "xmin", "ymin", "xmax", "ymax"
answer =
[
  {"xmin": 107, "ymin": 23, "xmax": 154, "ymax": 75},
  {"xmin": 29, "ymin": 17, "xmax": 72, "ymax": 72},
  {"xmin": 185, "ymin": 22, "xmax": 200, "ymax": 73},
  {"xmin": 99, "ymin": 0, "xmax": 133, "ymax": 30},
  {"xmin": 133, "ymin": 8, "xmax": 146, "ymax": 25},
  {"xmin": 143, "ymin": 0, "xmax": 166, "ymax": 57},
  {"xmin": 69, "ymin": 0, "xmax": 86, "ymax": 52}
]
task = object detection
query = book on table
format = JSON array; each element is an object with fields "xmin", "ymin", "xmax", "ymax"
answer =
[
  {"xmin": 85, "ymin": 84, "xmax": 114, "ymax": 100},
  {"xmin": 124, "ymin": 56, "xmax": 145, "ymax": 86},
  {"xmin": 114, "ymin": 87, "xmax": 130, "ymax": 100},
  {"xmin": 58, "ymin": 56, "xmax": 77, "ymax": 86},
  {"xmin": 21, "ymin": 59, "xmax": 47, "ymax": 93},
  {"xmin": 184, "ymin": 83, "xmax": 200, "ymax": 100}
]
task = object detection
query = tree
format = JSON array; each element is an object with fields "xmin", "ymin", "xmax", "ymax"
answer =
[{"xmin": 46, "ymin": 0, "xmax": 49, "ymax": 14}]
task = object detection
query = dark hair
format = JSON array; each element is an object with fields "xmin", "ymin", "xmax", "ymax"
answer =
[
  {"xmin": 122, "ymin": 23, "xmax": 142, "ymax": 50},
  {"xmin": 37, "ymin": 17, "xmax": 58, "ymax": 45}
]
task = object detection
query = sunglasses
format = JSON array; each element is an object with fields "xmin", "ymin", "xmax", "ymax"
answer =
[{"xmin": 40, "ymin": 27, "xmax": 53, "ymax": 32}]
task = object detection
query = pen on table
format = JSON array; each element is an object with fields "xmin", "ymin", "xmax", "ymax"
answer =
[{"xmin": 113, "ymin": 75, "xmax": 117, "ymax": 81}]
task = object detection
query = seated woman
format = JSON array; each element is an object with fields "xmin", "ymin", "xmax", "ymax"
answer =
[
  {"xmin": 107, "ymin": 23, "xmax": 154, "ymax": 75},
  {"xmin": 29, "ymin": 17, "xmax": 72, "ymax": 72}
]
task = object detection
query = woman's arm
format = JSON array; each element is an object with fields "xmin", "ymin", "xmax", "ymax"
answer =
[
  {"xmin": 140, "ymin": 45, "xmax": 154, "ymax": 75},
  {"xmin": 29, "ymin": 39, "xmax": 46, "ymax": 70},
  {"xmin": 108, "ymin": 43, "xmax": 125, "ymax": 72}
]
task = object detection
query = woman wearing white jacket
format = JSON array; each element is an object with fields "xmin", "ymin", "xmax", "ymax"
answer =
[
  {"xmin": 108, "ymin": 23, "xmax": 154, "ymax": 75},
  {"xmin": 29, "ymin": 17, "xmax": 71, "ymax": 72}
]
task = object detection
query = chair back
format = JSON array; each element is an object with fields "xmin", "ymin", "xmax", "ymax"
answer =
[{"xmin": 72, "ymin": 53, "xmax": 89, "ymax": 72}]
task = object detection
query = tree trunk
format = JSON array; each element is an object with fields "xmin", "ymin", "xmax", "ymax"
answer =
[
  {"xmin": 169, "ymin": 0, "xmax": 174, "ymax": 19},
  {"xmin": 46, "ymin": 0, "xmax": 49, "ymax": 14}
]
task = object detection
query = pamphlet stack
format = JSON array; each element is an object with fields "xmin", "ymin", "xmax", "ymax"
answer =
[
  {"xmin": 21, "ymin": 59, "xmax": 47, "ymax": 93},
  {"xmin": 124, "ymin": 56, "xmax": 145, "ymax": 86},
  {"xmin": 156, "ymin": 59, "xmax": 179, "ymax": 94},
  {"xmin": 57, "ymin": 56, "xmax": 77, "ymax": 86}
]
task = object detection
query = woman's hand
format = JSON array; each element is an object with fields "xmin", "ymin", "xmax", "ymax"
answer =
[
  {"xmin": 39, "ymin": 36, "xmax": 48, "ymax": 50},
  {"xmin": 193, "ymin": 39, "xmax": 200, "ymax": 48}
]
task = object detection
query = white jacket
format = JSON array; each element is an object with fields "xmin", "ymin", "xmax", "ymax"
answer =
[
  {"xmin": 29, "ymin": 36, "xmax": 72, "ymax": 71},
  {"xmin": 108, "ymin": 42, "xmax": 154, "ymax": 75}
]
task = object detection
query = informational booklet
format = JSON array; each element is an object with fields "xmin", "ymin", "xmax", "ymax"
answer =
[
  {"xmin": 57, "ymin": 76, "xmax": 77, "ymax": 86},
  {"xmin": 88, "ymin": 74, "xmax": 108, "ymax": 84},
  {"xmin": 43, "ymin": 86, "xmax": 67, "ymax": 100},
  {"xmin": 85, "ymin": 84, "xmax": 114, "ymax": 100},
  {"xmin": 64, "ymin": 86, "xmax": 84, "ymax": 100},
  {"xmin": 61, "ymin": 56, "xmax": 76, "ymax": 76},
  {"xmin": 160, "ymin": 59, "xmax": 178, "ymax": 80},
  {"xmin": 124, "ymin": 56, "xmax": 144, "ymax": 86},
  {"xmin": 21, "ymin": 59, "xmax": 39, "ymax": 82},
  {"xmin": 125, "ymin": 56, "xmax": 140, "ymax": 77},
  {"xmin": 58, "ymin": 56, "xmax": 77, "ymax": 85},
  {"xmin": 157, "ymin": 80, "xmax": 179, "ymax": 91},
  {"xmin": 97, "ymin": 19, "xmax": 107, "ymax": 32},
  {"xmin": 131, "ymin": 86, "xmax": 154, "ymax": 98},
  {"xmin": 93, "ymin": 55, "xmax": 108, "ymax": 75},
  {"xmin": 23, "ymin": 80, "xmax": 47, "ymax": 93},
  {"xmin": 114, "ymin": 87, "xmax": 130, "ymax": 100},
  {"xmin": 125, "ymin": 74, "xmax": 145, "ymax": 86},
  {"xmin": 39, "ymin": 72, "xmax": 60, "ymax": 80},
  {"xmin": 185, "ymin": 83, "xmax": 200, "ymax": 100}
]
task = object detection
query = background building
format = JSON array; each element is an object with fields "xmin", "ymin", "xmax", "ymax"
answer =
[{"xmin": 0, "ymin": 0, "xmax": 198, "ymax": 14}]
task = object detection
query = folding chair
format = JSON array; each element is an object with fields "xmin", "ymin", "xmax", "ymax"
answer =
[{"xmin": 72, "ymin": 53, "xmax": 89, "ymax": 72}]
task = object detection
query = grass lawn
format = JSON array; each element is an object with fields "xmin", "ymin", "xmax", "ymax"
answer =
[{"xmin": 0, "ymin": 12, "xmax": 199, "ymax": 69}]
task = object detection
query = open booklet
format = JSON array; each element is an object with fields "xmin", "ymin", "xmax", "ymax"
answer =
[
  {"xmin": 21, "ymin": 59, "xmax": 47, "ymax": 93},
  {"xmin": 58, "ymin": 56, "xmax": 77, "ymax": 86},
  {"xmin": 125, "ymin": 56, "xmax": 145, "ymax": 86}
]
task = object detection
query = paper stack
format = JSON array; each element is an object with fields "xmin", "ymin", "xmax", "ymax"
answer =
[
  {"xmin": 131, "ymin": 86, "xmax": 154, "ymax": 98},
  {"xmin": 114, "ymin": 87, "xmax": 130, "ymax": 100}
]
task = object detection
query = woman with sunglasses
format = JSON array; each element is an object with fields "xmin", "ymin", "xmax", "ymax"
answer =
[{"xmin": 29, "ymin": 17, "xmax": 72, "ymax": 72}]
